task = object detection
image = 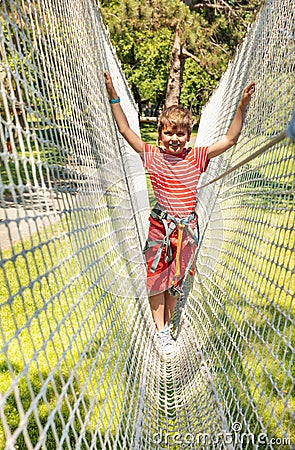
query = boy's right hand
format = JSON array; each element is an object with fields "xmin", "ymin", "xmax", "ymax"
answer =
[{"xmin": 104, "ymin": 71, "xmax": 118, "ymax": 100}]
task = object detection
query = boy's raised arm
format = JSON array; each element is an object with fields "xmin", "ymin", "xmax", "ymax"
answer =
[
  {"xmin": 104, "ymin": 71, "xmax": 143, "ymax": 154},
  {"xmin": 207, "ymin": 83, "xmax": 255, "ymax": 159}
]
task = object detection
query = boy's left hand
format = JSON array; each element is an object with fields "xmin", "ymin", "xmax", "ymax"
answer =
[
  {"xmin": 240, "ymin": 82, "xmax": 256, "ymax": 108},
  {"xmin": 104, "ymin": 71, "xmax": 118, "ymax": 99}
]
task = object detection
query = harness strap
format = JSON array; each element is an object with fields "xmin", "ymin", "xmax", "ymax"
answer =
[
  {"xmin": 149, "ymin": 220, "xmax": 176, "ymax": 273},
  {"xmin": 174, "ymin": 223, "xmax": 185, "ymax": 279},
  {"xmin": 147, "ymin": 203, "xmax": 199, "ymax": 275}
]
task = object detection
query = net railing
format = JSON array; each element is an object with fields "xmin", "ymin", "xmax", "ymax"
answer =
[
  {"xmin": 190, "ymin": 0, "xmax": 294, "ymax": 447},
  {"xmin": 0, "ymin": 0, "xmax": 294, "ymax": 449},
  {"xmin": 0, "ymin": 1, "xmax": 151, "ymax": 449}
]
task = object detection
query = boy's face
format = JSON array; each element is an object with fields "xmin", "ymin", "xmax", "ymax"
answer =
[{"xmin": 159, "ymin": 124, "xmax": 190, "ymax": 155}]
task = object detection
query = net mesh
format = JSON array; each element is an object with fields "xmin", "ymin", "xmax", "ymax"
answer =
[{"xmin": 0, "ymin": 0, "xmax": 294, "ymax": 449}]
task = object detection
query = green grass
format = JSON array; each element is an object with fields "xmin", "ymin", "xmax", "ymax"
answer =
[
  {"xmin": 1, "ymin": 123, "xmax": 294, "ymax": 449},
  {"xmin": 0, "ymin": 124, "xmax": 149, "ymax": 448},
  {"xmin": 140, "ymin": 123, "xmax": 158, "ymax": 209},
  {"xmin": 140, "ymin": 122, "xmax": 158, "ymax": 145},
  {"xmin": 141, "ymin": 123, "xmax": 294, "ymax": 446},
  {"xmin": 196, "ymin": 201, "xmax": 294, "ymax": 449},
  {"xmin": 0, "ymin": 207, "xmax": 142, "ymax": 448}
]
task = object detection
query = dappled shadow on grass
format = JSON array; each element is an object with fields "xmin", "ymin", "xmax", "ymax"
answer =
[
  {"xmin": 0, "ymin": 125, "xmax": 103, "ymax": 209},
  {"xmin": 233, "ymin": 167, "xmax": 294, "ymax": 210},
  {"xmin": 0, "ymin": 157, "xmax": 87, "ymax": 206}
]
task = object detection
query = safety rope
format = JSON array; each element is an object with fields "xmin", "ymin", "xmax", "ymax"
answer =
[{"xmin": 196, "ymin": 127, "xmax": 295, "ymax": 192}]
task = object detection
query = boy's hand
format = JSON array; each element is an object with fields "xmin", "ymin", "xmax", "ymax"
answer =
[
  {"xmin": 240, "ymin": 82, "xmax": 255, "ymax": 109},
  {"xmin": 104, "ymin": 71, "xmax": 118, "ymax": 100}
]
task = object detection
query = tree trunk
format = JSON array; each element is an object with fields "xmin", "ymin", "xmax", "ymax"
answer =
[{"xmin": 165, "ymin": 29, "xmax": 185, "ymax": 108}]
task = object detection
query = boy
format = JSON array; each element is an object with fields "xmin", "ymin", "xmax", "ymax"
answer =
[{"xmin": 104, "ymin": 71, "xmax": 255, "ymax": 349}]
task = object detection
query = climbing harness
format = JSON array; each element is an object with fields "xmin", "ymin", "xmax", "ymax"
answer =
[{"xmin": 144, "ymin": 202, "xmax": 200, "ymax": 299}]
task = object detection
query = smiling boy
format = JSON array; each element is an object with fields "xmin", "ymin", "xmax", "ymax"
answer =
[{"xmin": 104, "ymin": 71, "xmax": 255, "ymax": 351}]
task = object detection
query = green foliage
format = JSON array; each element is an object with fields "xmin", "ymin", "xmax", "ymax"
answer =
[
  {"xmin": 180, "ymin": 57, "xmax": 216, "ymax": 119},
  {"xmin": 101, "ymin": 0, "xmax": 261, "ymax": 117},
  {"xmin": 115, "ymin": 28, "xmax": 174, "ymax": 105}
]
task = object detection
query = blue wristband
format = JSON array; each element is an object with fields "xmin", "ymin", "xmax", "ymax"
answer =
[{"xmin": 109, "ymin": 97, "xmax": 120, "ymax": 104}]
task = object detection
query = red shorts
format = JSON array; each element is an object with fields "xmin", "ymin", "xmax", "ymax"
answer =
[{"xmin": 144, "ymin": 216, "xmax": 197, "ymax": 295}]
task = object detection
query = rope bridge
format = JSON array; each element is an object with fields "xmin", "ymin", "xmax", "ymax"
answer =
[{"xmin": 0, "ymin": 0, "xmax": 294, "ymax": 448}]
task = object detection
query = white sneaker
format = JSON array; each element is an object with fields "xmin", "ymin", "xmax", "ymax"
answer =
[{"xmin": 156, "ymin": 326, "xmax": 176, "ymax": 355}]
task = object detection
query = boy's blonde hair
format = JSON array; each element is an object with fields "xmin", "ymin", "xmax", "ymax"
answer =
[{"xmin": 158, "ymin": 105, "xmax": 193, "ymax": 136}]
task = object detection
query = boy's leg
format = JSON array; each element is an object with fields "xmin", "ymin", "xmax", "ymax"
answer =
[
  {"xmin": 164, "ymin": 290, "xmax": 177, "ymax": 326},
  {"xmin": 6, "ymin": 140, "xmax": 12, "ymax": 153},
  {"xmin": 149, "ymin": 290, "xmax": 177, "ymax": 331},
  {"xmin": 149, "ymin": 292, "xmax": 165, "ymax": 331}
]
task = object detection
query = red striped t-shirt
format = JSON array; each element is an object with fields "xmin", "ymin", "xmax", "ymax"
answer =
[{"xmin": 142, "ymin": 143, "xmax": 209, "ymax": 218}]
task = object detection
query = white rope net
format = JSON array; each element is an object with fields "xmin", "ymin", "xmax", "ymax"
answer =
[{"xmin": 0, "ymin": 0, "xmax": 294, "ymax": 449}]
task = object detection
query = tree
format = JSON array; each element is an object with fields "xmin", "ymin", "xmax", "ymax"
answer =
[
  {"xmin": 100, "ymin": 0, "xmax": 260, "ymax": 118},
  {"xmin": 165, "ymin": 28, "xmax": 184, "ymax": 108},
  {"xmin": 165, "ymin": 0, "xmax": 261, "ymax": 109}
]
